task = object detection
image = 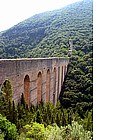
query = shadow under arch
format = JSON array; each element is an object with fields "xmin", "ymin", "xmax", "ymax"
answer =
[
  {"xmin": 37, "ymin": 71, "xmax": 42, "ymax": 104},
  {"xmin": 0, "ymin": 79, "xmax": 9, "ymax": 92},
  {"xmin": 53, "ymin": 67, "xmax": 56, "ymax": 105},
  {"xmin": 24, "ymin": 75, "xmax": 30, "ymax": 106},
  {"xmin": 64, "ymin": 65, "xmax": 67, "ymax": 76},
  {"xmin": 46, "ymin": 69, "xmax": 50, "ymax": 102},
  {"xmin": 57, "ymin": 66, "xmax": 60, "ymax": 100},
  {"xmin": 0, "ymin": 79, "xmax": 13, "ymax": 101},
  {"xmin": 61, "ymin": 66, "xmax": 64, "ymax": 86}
]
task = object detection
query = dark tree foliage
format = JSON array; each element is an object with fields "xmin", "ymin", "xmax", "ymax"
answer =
[
  {"xmin": 0, "ymin": 92, "xmax": 93, "ymax": 132},
  {"xmin": 1, "ymin": 79, "xmax": 13, "ymax": 103},
  {"xmin": 36, "ymin": 110, "xmax": 43, "ymax": 124}
]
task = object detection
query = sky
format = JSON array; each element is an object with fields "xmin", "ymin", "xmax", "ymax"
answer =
[
  {"xmin": 94, "ymin": 0, "xmax": 140, "ymax": 139},
  {"xmin": 0, "ymin": 0, "xmax": 82, "ymax": 32}
]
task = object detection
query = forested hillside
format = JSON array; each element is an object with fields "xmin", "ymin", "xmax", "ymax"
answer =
[
  {"xmin": 0, "ymin": 0, "xmax": 93, "ymax": 138},
  {"xmin": 0, "ymin": 0, "xmax": 92, "ymax": 58}
]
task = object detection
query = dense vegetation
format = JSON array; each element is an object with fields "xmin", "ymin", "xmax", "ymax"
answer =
[
  {"xmin": 0, "ymin": 0, "xmax": 93, "ymax": 139},
  {"xmin": 0, "ymin": 0, "xmax": 92, "ymax": 58},
  {"xmin": 0, "ymin": 79, "xmax": 92, "ymax": 139}
]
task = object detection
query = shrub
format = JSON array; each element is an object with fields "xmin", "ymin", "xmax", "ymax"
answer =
[
  {"xmin": 0, "ymin": 114, "xmax": 17, "ymax": 140},
  {"xmin": 19, "ymin": 121, "xmax": 92, "ymax": 140}
]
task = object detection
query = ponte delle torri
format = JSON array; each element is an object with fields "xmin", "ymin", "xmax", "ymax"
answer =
[{"xmin": 0, "ymin": 57, "xmax": 69, "ymax": 106}]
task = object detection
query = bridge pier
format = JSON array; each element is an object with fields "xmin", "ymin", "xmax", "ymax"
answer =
[{"xmin": 0, "ymin": 58, "xmax": 69, "ymax": 106}]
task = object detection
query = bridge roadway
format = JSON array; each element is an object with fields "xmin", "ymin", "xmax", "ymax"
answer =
[{"xmin": 0, "ymin": 57, "xmax": 69, "ymax": 106}]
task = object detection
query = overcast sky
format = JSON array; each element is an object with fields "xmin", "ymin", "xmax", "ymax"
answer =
[{"xmin": 0, "ymin": 0, "xmax": 82, "ymax": 31}]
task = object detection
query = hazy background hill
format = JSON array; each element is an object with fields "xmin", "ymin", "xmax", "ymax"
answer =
[{"xmin": 0, "ymin": 0, "xmax": 93, "ymax": 127}]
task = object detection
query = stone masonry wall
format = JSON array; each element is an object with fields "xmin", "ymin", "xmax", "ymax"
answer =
[{"xmin": 0, "ymin": 57, "xmax": 69, "ymax": 106}]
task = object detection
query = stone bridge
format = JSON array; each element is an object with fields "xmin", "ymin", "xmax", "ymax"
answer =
[{"xmin": 0, "ymin": 57, "xmax": 69, "ymax": 106}]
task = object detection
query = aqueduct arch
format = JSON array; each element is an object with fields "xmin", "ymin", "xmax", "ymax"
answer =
[
  {"xmin": 46, "ymin": 69, "xmax": 50, "ymax": 102},
  {"xmin": 1, "ymin": 79, "xmax": 13, "ymax": 100},
  {"xmin": 61, "ymin": 66, "xmax": 64, "ymax": 86},
  {"xmin": 37, "ymin": 72, "xmax": 42, "ymax": 104},
  {"xmin": 24, "ymin": 75, "xmax": 30, "ymax": 106},
  {"xmin": 53, "ymin": 68, "xmax": 56, "ymax": 105},
  {"xmin": 0, "ymin": 57, "xmax": 69, "ymax": 105},
  {"xmin": 1, "ymin": 79, "xmax": 9, "ymax": 93},
  {"xmin": 57, "ymin": 67, "xmax": 60, "ymax": 100}
]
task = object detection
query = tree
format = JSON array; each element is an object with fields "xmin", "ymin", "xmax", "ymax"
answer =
[
  {"xmin": 21, "ymin": 122, "xmax": 46, "ymax": 140},
  {"xmin": 36, "ymin": 110, "xmax": 43, "ymax": 124},
  {"xmin": 1, "ymin": 79, "xmax": 13, "ymax": 103},
  {"xmin": 0, "ymin": 114, "xmax": 17, "ymax": 140},
  {"xmin": 65, "ymin": 121, "xmax": 92, "ymax": 140},
  {"xmin": 20, "ymin": 93, "xmax": 25, "ymax": 108},
  {"xmin": 11, "ymin": 101, "xmax": 18, "ymax": 127}
]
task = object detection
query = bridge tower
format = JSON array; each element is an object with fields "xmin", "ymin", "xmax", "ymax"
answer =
[{"xmin": 68, "ymin": 39, "xmax": 73, "ymax": 57}]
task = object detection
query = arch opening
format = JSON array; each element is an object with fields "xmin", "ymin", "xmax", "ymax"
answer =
[
  {"xmin": 24, "ymin": 75, "xmax": 30, "ymax": 106},
  {"xmin": 1, "ymin": 79, "xmax": 9, "ymax": 94},
  {"xmin": 53, "ymin": 68, "xmax": 56, "ymax": 105},
  {"xmin": 57, "ymin": 67, "xmax": 60, "ymax": 100},
  {"xmin": 64, "ymin": 65, "xmax": 67, "ymax": 76},
  {"xmin": 46, "ymin": 69, "xmax": 50, "ymax": 102},
  {"xmin": 1, "ymin": 79, "xmax": 13, "ymax": 102},
  {"xmin": 37, "ymin": 72, "xmax": 42, "ymax": 104},
  {"xmin": 61, "ymin": 66, "xmax": 64, "ymax": 86}
]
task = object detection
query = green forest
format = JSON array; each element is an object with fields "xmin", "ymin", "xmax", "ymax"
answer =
[{"xmin": 0, "ymin": 0, "xmax": 93, "ymax": 139}]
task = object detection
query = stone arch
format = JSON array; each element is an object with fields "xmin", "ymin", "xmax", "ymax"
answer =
[
  {"xmin": 1, "ymin": 79, "xmax": 8, "ymax": 91},
  {"xmin": 46, "ymin": 69, "xmax": 50, "ymax": 102},
  {"xmin": 57, "ymin": 66, "xmax": 60, "ymax": 100},
  {"xmin": 53, "ymin": 67, "xmax": 56, "ymax": 105},
  {"xmin": 0, "ymin": 79, "xmax": 13, "ymax": 100},
  {"xmin": 37, "ymin": 71, "xmax": 42, "ymax": 104},
  {"xmin": 24, "ymin": 75, "xmax": 30, "ymax": 106},
  {"xmin": 61, "ymin": 66, "xmax": 64, "ymax": 86},
  {"xmin": 64, "ymin": 65, "xmax": 67, "ymax": 76}
]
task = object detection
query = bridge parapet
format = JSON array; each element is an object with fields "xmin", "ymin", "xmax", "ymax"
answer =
[{"xmin": 0, "ymin": 57, "xmax": 69, "ymax": 106}]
